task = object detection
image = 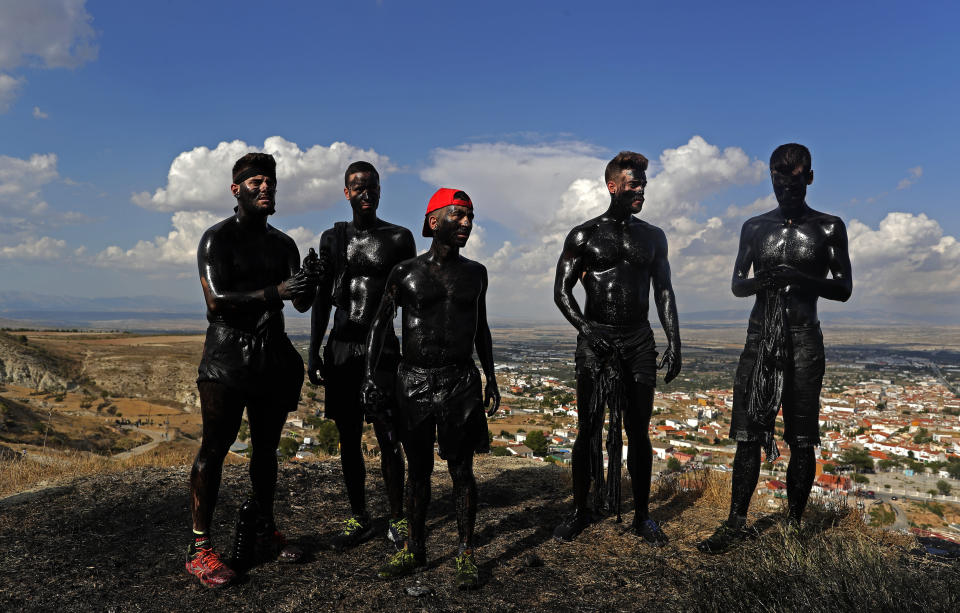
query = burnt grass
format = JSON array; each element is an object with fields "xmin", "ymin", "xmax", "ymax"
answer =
[{"xmin": 1, "ymin": 455, "xmax": 958, "ymax": 613}]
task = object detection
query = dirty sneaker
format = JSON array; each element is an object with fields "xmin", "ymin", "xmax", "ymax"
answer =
[
  {"xmin": 632, "ymin": 518, "xmax": 669, "ymax": 547},
  {"xmin": 697, "ymin": 516, "xmax": 751, "ymax": 554},
  {"xmin": 552, "ymin": 509, "xmax": 592, "ymax": 542},
  {"xmin": 377, "ymin": 546, "xmax": 425, "ymax": 579},
  {"xmin": 185, "ymin": 543, "xmax": 236, "ymax": 589},
  {"xmin": 257, "ymin": 528, "xmax": 303, "ymax": 563},
  {"xmin": 454, "ymin": 547, "xmax": 480, "ymax": 590},
  {"xmin": 330, "ymin": 515, "xmax": 374, "ymax": 552},
  {"xmin": 387, "ymin": 518, "xmax": 408, "ymax": 551}
]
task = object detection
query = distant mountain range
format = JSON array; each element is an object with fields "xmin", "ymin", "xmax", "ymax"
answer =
[{"xmin": 0, "ymin": 292, "xmax": 954, "ymax": 328}]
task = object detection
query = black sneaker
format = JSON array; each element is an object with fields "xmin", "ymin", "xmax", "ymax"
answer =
[
  {"xmin": 632, "ymin": 518, "xmax": 669, "ymax": 547},
  {"xmin": 330, "ymin": 515, "xmax": 375, "ymax": 552},
  {"xmin": 454, "ymin": 547, "xmax": 480, "ymax": 590},
  {"xmin": 697, "ymin": 517, "xmax": 751, "ymax": 554},
  {"xmin": 552, "ymin": 509, "xmax": 592, "ymax": 542}
]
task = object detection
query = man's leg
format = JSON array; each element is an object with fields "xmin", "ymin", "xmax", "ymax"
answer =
[
  {"xmin": 697, "ymin": 440, "xmax": 761, "ymax": 553},
  {"xmin": 447, "ymin": 452, "xmax": 477, "ymax": 551},
  {"xmin": 379, "ymin": 419, "xmax": 432, "ymax": 579},
  {"xmin": 373, "ymin": 418, "xmax": 405, "ymax": 519},
  {"xmin": 329, "ymin": 408, "xmax": 376, "ymax": 551},
  {"xmin": 553, "ymin": 370, "xmax": 602, "ymax": 541},
  {"xmin": 187, "ymin": 382, "xmax": 243, "ymax": 587},
  {"xmin": 622, "ymin": 380, "xmax": 667, "ymax": 545},
  {"xmin": 786, "ymin": 444, "xmax": 816, "ymax": 523},
  {"xmin": 245, "ymin": 401, "xmax": 287, "ymax": 530}
]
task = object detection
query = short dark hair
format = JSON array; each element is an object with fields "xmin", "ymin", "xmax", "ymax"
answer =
[
  {"xmin": 232, "ymin": 152, "xmax": 276, "ymax": 181},
  {"xmin": 770, "ymin": 143, "xmax": 811, "ymax": 175},
  {"xmin": 605, "ymin": 151, "xmax": 649, "ymax": 184},
  {"xmin": 344, "ymin": 161, "xmax": 379, "ymax": 186}
]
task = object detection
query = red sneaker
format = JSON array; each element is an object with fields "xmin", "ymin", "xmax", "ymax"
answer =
[{"xmin": 185, "ymin": 547, "xmax": 236, "ymax": 588}]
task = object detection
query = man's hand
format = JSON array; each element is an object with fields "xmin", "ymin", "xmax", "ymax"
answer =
[
  {"xmin": 658, "ymin": 344, "xmax": 682, "ymax": 384},
  {"xmin": 582, "ymin": 324, "xmax": 615, "ymax": 360},
  {"xmin": 360, "ymin": 377, "xmax": 386, "ymax": 421},
  {"xmin": 279, "ymin": 266, "xmax": 321, "ymax": 300},
  {"xmin": 756, "ymin": 264, "xmax": 804, "ymax": 290},
  {"xmin": 308, "ymin": 353, "xmax": 324, "ymax": 386},
  {"xmin": 484, "ymin": 379, "xmax": 501, "ymax": 417}
]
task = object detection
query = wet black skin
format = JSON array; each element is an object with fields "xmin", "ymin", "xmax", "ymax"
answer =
[
  {"xmin": 362, "ymin": 204, "xmax": 500, "ymax": 414},
  {"xmin": 308, "ymin": 171, "xmax": 416, "ymax": 383},
  {"xmin": 198, "ymin": 174, "xmax": 317, "ymax": 328},
  {"xmin": 191, "ymin": 174, "xmax": 318, "ymax": 534},
  {"xmin": 731, "ymin": 164, "xmax": 853, "ymax": 327},
  {"xmin": 554, "ymin": 168, "xmax": 681, "ymax": 379}
]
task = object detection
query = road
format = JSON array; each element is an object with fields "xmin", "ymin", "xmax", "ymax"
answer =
[{"xmin": 112, "ymin": 426, "xmax": 168, "ymax": 460}]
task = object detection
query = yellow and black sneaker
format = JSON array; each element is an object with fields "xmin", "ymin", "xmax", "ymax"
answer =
[
  {"xmin": 378, "ymin": 545, "xmax": 425, "ymax": 579},
  {"xmin": 454, "ymin": 547, "xmax": 480, "ymax": 590},
  {"xmin": 330, "ymin": 515, "xmax": 374, "ymax": 552},
  {"xmin": 386, "ymin": 518, "xmax": 408, "ymax": 551}
]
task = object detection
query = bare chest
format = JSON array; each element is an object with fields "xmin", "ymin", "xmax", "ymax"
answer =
[{"xmin": 584, "ymin": 225, "xmax": 654, "ymax": 272}]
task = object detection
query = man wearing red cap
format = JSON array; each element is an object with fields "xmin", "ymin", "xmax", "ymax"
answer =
[
  {"xmin": 308, "ymin": 161, "xmax": 416, "ymax": 552},
  {"xmin": 362, "ymin": 187, "xmax": 500, "ymax": 589},
  {"xmin": 553, "ymin": 151, "xmax": 682, "ymax": 546}
]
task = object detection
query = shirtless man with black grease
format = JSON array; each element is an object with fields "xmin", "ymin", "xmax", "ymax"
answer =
[
  {"xmin": 553, "ymin": 151, "xmax": 681, "ymax": 545},
  {"xmin": 699, "ymin": 144, "xmax": 852, "ymax": 553},
  {"xmin": 363, "ymin": 188, "xmax": 500, "ymax": 590},
  {"xmin": 187, "ymin": 153, "xmax": 317, "ymax": 588},
  {"xmin": 308, "ymin": 161, "xmax": 416, "ymax": 551}
]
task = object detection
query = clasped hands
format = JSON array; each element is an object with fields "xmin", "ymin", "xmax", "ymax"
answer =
[
  {"xmin": 583, "ymin": 325, "xmax": 681, "ymax": 384},
  {"xmin": 756, "ymin": 264, "xmax": 805, "ymax": 291},
  {"xmin": 279, "ymin": 247, "xmax": 325, "ymax": 300}
]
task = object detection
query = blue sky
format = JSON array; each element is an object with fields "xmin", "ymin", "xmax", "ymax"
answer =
[{"xmin": 1, "ymin": 0, "xmax": 957, "ymax": 321}]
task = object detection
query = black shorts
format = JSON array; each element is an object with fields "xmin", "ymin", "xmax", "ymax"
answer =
[
  {"xmin": 396, "ymin": 361, "xmax": 488, "ymax": 461},
  {"xmin": 575, "ymin": 323, "xmax": 658, "ymax": 387},
  {"xmin": 323, "ymin": 333, "xmax": 400, "ymax": 426},
  {"xmin": 197, "ymin": 317, "xmax": 303, "ymax": 412},
  {"xmin": 730, "ymin": 324, "xmax": 824, "ymax": 448}
]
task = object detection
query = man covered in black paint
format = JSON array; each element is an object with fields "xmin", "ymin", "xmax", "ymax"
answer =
[
  {"xmin": 553, "ymin": 151, "xmax": 682, "ymax": 545},
  {"xmin": 308, "ymin": 161, "xmax": 416, "ymax": 551},
  {"xmin": 363, "ymin": 188, "xmax": 500, "ymax": 589},
  {"xmin": 698, "ymin": 143, "xmax": 852, "ymax": 553},
  {"xmin": 188, "ymin": 153, "xmax": 317, "ymax": 588}
]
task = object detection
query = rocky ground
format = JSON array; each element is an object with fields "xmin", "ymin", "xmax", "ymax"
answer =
[{"xmin": 1, "ymin": 455, "xmax": 958, "ymax": 613}]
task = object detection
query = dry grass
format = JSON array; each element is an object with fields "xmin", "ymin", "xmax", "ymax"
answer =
[{"xmin": 0, "ymin": 440, "xmax": 245, "ymax": 498}]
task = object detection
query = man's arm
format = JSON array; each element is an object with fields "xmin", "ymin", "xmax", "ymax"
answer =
[
  {"xmin": 765, "ymin": 219, "xmax": 853, "ymax": 301},
  {"xmin": 286, "ymin": 240, "xmax": 318, "ymax": 313},
  {"xmin": 474, "ymin": 267, "xmax": 500, "ymax": 416},
  {"xmin": 731, "ymin": 221, "xmax": 761, "ymax": 298},
  {"xmin": 361, "ymin": 263, "xmax": 403, "ymax": 404},
  {"xmin": 651, "ymin": 228, "xmax": 682, "ymax": 383},
  {"xmin": 554, "ymin": 226, "xmax": 614, "ymax": 355},
  {"xmin": 308, "ymin": 231, "xmax": 336, "ymax": 385}
]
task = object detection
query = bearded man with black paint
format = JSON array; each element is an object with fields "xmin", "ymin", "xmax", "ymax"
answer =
[
  {"xmin": 363, "ymin": 188, "xmax": 500, "ymax": 590},
  {"xmin": 553, "ymin": 151, "xmax": 682, "ymax": 546},
  {"xmin": 187, "ymin": 153, "xmax": 317, "ymax": 588}
]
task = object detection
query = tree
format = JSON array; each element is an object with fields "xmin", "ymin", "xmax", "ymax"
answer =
[
  {"xmin": 824, "ymin": 463, "xmax": 837, "ymax": 474},
  {"xmin": 525, "ymin": 430, "xmax": 548, "ymax": 456},
  {"xmin": 936, "ymin": 480, "xmax": 952, "ymax": 496},
  {"xmin": 314, "ymin": 420, "xmax": 340, "ymax": 454},
  {"xmin": 492, "ymin": 446, "xmax": 511, "ymax": 457},
  {"xmin": 277, "ymin": 437, "xmax": 299, "ymax": 458},
  {"xmin": 667, "ymin": 457, "xmax": 682, "ymax": 472},
  {"xmin": 946, "ymin": 461, "xmax": 960, "ymax": 480},
  {"xmin": 839, "ymin": 447, "xmax": 873, "ymax": 473},
  {"xmin": 913, "ymin": 428, "xmax": 933, "ymax": 444},
  {"xmin": 877, "ymin": 459, "xmax": 899, "ymax": 471},
  {"xmin": 851, "ymin": 473, "xmax": 869, "ymax": 484}
]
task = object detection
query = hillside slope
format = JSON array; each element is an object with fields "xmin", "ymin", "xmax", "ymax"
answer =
[{"xmin": 0, "ymin": 455, "xmax": 957, "ymax": 612}]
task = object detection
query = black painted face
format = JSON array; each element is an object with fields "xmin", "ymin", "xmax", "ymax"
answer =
[
  {"xmin": 345, "ymin": 171, "xmax": 380, "ymax": 219},
  {"xmin": 431, "ymin": 205, "xmax": 473, "ymax": 248},
  {"xmin": 771, "ymin": 164, "xmax": 810, "ymax": 213},
  {"xmin": 610, "ymin": 168, "xmax": 647, "ymax": 215},
  {"xmin": 235, "ymin": 175, "xmax": 276, "ymax": 216}
]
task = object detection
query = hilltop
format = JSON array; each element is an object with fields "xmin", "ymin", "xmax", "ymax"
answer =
[{"xmin": 1, "ymin": 454, "xmax": 958, "ymax": 613}]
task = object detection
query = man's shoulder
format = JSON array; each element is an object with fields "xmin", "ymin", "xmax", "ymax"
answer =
[
  {"xmin": 265, "ymin": 224, "xmax": 298, "ymax": 247},
  {"xmin": 630, "ymin": 216, "xmax": 666, "ymax": 237},
  {"xmin": 200, "ymin": 215, "xmax": 238, "ymax": 244},
  {"xmin": 456, "ymin": 255, "xmax": 487, "ymax": 273},
  {"xmin": 374, "ymin": 218, "xmax": 414, "ymax": 237},
  {"xmin": 806, "ymin": 208, "xmax": 845, "ymax": 227},
  {"xmin": 566, "ymin": 215, "xmax": 606, "ymax": 243}
]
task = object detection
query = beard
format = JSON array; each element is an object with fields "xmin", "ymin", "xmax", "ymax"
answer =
[{"xmin": 237, "ymin": 184, "xmax": 275, "ymax": 216}]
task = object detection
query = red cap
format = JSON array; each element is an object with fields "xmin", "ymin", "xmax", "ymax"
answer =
[{"xmin": 422, "ymin": 188, "xmax": 472, "ymax": 237}]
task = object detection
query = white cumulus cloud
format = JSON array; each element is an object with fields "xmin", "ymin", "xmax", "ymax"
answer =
[
  {"xmin": 0, "ymin": 73, "xmax": 23, "ymax": 112},
  {"xmin": 132, "ymin": 137, "xmax": 395, "ymax": 214},
  {"xmin": 0, "ymin": 235, "xmax": 68, "ymax": 260},
  {"xmin": 32, "ymin": 106, "xmax": 48, "ymax": 119},
  {"xmin": 896, "ymin": 166, "xmax": 923, "ymax": 190},
  {"xmin": 93, "ymin": 210, "xmax": 220, "ymax": 269}
]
